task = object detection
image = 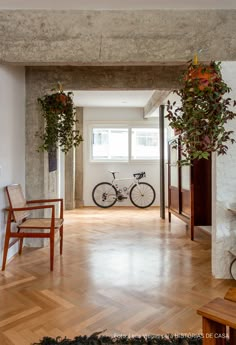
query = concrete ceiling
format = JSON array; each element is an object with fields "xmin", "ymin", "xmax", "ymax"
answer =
[
  {"xmin": 72, "ymin": 90, "xmax": 155, "ymax": 108},
  {"xmin": 0, "ymin": 0, "xmax": 236, "ymax": 9}
]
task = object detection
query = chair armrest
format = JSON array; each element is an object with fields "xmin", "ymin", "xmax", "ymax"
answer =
[
  {"xmin": 26, "ymin": 199, "xmax": 63, "ymax": 218},
  {"xmin": 11, "ymin": 205, "xmax": 56, "ymax": 229},
  {"xmin": 27, "ymin": 199, "xmax": 63, "ymax": 203},
  {"xmin": 12, "ymin": 205, "xmax": 54, "ymax": 212}
]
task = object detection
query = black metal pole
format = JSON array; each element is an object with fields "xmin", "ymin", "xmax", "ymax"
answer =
[{"xmin": 159, "ymin": 105, "xmax": 165, "ymax": 219}]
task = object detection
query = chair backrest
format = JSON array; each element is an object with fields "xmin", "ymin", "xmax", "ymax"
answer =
[{"xmin": 6, "ymin": 184, "xmax": 30, "ymax": 223}]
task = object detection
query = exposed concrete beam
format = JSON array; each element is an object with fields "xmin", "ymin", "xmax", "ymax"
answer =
[
  {"xmin": 26, "ymin": 66, "xmax": 185, "ymax": 90},
  {"xmin": 1, "ymin": 10, "xmax": 236, "ymax": 65},
  {"xmin": 144, "ymin": 90, "xmax": 170, "ymax": 118}
]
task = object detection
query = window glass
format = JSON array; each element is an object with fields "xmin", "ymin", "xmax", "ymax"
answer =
[
  {"xmin": 131, "ymin": 128, "xmax": 159, "ymax": 160},
  {"xmin": 92, "ymin": 128, "xmax": 128, "ymax": 160},
  {"xmin": 92, "ymin": 126, "xmax": 164, "ymax": 161}
]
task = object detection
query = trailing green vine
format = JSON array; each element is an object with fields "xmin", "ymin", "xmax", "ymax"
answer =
[
  {"xmin": 33, "ymin": 334, "xmax": 206, "ymax": 345},
  {"xmin": 166, "ymin": 60, "xmax": 236, "ymax": 165},
  {"xmin": 37, "ymin": 85, "xmax": 83, "ymax": 154}
]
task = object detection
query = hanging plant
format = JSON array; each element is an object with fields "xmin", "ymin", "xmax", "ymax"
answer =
[
  {"xmin": 166, "ymin": 59, "xmax": 236, "ymax": 165},
  {"xmin": 37, "ymin": 83, "xmax": 83, "ymax": 154}
]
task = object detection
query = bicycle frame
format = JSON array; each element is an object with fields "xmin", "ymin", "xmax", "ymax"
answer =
[{"xmin": 110, "ymin": 174, "xmax": 142, "ymax": 198}]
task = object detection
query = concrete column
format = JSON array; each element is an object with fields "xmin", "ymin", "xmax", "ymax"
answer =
[
  {"xmin": 75, "ymin": 108, "xmax": 84, "ymax": 208},
  {"xmin": 65, "ymin": 147, "xmax": 75, "ymax": 210}
]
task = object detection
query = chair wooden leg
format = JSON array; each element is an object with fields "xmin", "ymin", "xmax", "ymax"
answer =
[
  {"xmin": 19, "ymin": 238, "xmax": 24, "ymax": 255},
  {"xmin": 2, "ymin": 233, "xmax": 10, "ymax": 271},
  {"xmin": 50, "ymin": 236, "xmax": 54, "ymax": 271},
  {"xmin": 60, "ymin": 225, "xmax": 63, "ymax": 255},
  {"xmin": 2, "ymin": 212, "xmax": 12, "ymax": 271}
]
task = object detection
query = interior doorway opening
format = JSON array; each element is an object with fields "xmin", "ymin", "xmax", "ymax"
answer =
[{"xmin": 61, "ymin": 89, "xmax": 170, "ymax": 213}]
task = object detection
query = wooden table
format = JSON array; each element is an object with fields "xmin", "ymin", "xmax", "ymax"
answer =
[{"xmin": 197, "ymin": 297, "xmax": 236, "ymax": 345}]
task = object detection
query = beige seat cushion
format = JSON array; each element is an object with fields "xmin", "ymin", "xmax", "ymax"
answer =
[{"xmin": 18, "ymin": 218, "xmax": 63, "ymax": 229}]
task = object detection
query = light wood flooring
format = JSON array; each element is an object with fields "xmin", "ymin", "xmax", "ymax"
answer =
[{"xmin": 0, "ymin": 207, "xmax": 235, "ymax": 344}]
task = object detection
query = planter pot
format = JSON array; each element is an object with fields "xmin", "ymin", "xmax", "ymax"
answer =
[
  {"xmin": 53, "ymin": 94, "xmax": 69, "ymax": 113},
  {"xmin": 56, "ymin": 94, "xmax": 68, "ymax": 106},
  {"xmin": 186, "ymin": 65, "xmax": 219, "ymax": 90}
]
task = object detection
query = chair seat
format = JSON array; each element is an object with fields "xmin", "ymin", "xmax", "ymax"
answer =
[
  {"xmin": 18, "ymin": 218, "xmax": 63, "ymax": 229},
  {"xmin": 2, "ymin": 184, "xmax": 64, "ymax": 271}
]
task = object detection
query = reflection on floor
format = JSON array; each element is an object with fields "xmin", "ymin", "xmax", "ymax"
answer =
[{"xmin": 0, "ymin": 207, "xmax": 235, "ymax": 345}]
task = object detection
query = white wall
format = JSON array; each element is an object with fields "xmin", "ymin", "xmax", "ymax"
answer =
[
  {"xmin": 58, "ymin": 149, "xmax": 65, "ymax": 200},
  {"xmin": 83, "ymin": 107, "xmax": 166, "ymax": 206},
  {"xmin": 0, "ymin": 65, "xmax": 25, "ymax": 265},
  {"xmin": 163, "ymin": 92, "xmax": 181, "ymax": 140},
  {"xmin": 213, "ymin": 61, "xmax": 236, "ymax": 278}
]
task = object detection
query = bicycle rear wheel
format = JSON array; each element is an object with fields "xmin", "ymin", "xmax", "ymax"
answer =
[
  {"xmin": 130, "ymin": 182, "xmax": 156, "ymax": 208},
  {"xmin": 92, "ymin": 182, "xmax": 117, "ymax": 208}
]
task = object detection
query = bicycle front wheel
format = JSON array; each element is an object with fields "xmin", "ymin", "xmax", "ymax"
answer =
[
  {"xmin": 130, "ymin": 182, "xmax": 156, "ymax": 208},
  {"xmin": 230, "ymin": 258, "xmax": 236, "ymax": 280},
  {"xmin": 92, "ymin": 182, "xmax": 117, "ymax": 208}
]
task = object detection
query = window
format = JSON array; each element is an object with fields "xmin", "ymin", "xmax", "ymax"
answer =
[
  {"xmin": 91, "ymin": 126, "xmax": 163, "ymax": 162},
  {"xmin": 131, "ymin": 128, "xmax": 159, "ymax": 160},
  {"xmin": 92, "ymin": 128, "xmax": 128, "ymax": 160}
]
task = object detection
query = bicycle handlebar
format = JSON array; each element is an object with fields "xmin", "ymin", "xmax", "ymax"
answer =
[{"xmin": 133, "ymin": 172, "xmax": 146, "ymax": 180}]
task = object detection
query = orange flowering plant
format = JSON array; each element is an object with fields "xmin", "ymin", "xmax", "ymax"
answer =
[{"xmin": 166, "ymin": 60, "xmax": 236, "ymax": 165}]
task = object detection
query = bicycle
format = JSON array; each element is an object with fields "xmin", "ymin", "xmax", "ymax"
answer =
[{"xmin": 92, "ymin": 171, "xmax": 156, "ymax": 209}]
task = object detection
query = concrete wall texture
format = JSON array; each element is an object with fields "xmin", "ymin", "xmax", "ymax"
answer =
[{"xmin": 0, "ymin": 10, "xmax": 236, "ymax": 65}]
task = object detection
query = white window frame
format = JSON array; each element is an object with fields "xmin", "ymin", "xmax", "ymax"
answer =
[{"xmin": 88, "ymin": 123, "xmax": 164, "ymax": 163}]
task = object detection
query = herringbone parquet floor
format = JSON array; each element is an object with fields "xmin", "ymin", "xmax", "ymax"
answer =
[{"xmin": 0, "ymin": 207, "xmax": 235, "ymax": 345}]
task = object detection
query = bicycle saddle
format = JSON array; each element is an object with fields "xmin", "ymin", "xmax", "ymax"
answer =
[{"xmin": 109, "ymin": 171, "xmax": 119, "ymax": 179}]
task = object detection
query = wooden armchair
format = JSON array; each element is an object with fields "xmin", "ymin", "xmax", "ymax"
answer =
[{"xmin": 2, "ymin": 184, "xmax": 64, "ymax": 271}]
